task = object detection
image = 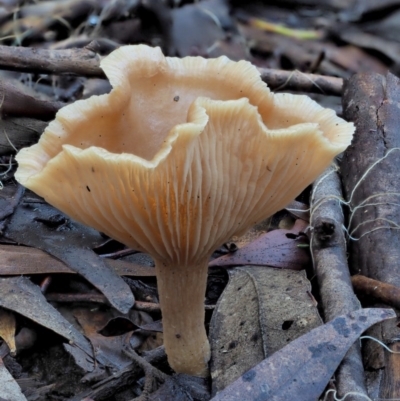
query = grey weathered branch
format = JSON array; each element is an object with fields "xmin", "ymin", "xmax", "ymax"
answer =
[{"xmin": 310, "ymin": 164, "xmax": 366, "ymax": 401}]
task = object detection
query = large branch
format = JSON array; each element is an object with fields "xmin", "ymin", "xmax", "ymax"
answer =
[{"xmin": 341, "ymin": 72, "xmax": 400, "ymax": 399}]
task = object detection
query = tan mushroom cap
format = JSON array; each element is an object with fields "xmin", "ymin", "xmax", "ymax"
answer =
[
  {"xmin": 16, "ymin": 96, "xmax": 350, "ymax": 262},
  {"xmin": 15, "ymin": 45, "xmax": 354, "ymax": 376}
]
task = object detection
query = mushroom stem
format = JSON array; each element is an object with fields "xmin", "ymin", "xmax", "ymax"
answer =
[{"xmin": 154, "ymin": 258, "xmax": 210, "ymax": 377}]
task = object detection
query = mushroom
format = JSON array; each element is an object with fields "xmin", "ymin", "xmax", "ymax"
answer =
[{"xmin": 15, "ymin": 45, "xmax": 354, "ymax": 377}]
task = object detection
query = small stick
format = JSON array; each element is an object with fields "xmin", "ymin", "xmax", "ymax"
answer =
[
  {"xmin": 45, "ymin": 292, "xmax": 160, "ymax": 312},
  {"xmin": 122, "ymin": 333, "xmax": 167, "ymax": 401},
  {"xmin": 70, "ymin": 346, "xmax": 167, "ymax": 400},
  {"xmin": 45, "ymin": 292, "xmax": 214, "ymax": 313},
  {"xmin": 352, "ymin": 275, "xmax": 400, "ymax": 309},
  {"xmin": 258, "ymin": 67, "xmax": 343, "ymax": 96}
]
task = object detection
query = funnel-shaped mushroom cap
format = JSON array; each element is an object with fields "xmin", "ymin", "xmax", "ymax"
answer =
[{"xmin": 15, "ymin": 45, "xmax": 354, "ymax": 376}]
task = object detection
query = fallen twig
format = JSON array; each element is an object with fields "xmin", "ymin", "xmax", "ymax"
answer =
[
  {"xmin": 258, "ymin": 67, "xmax": 343, "ymax": 95},
  {"xmin": 0, "ymin": 44, "xmax": 343, "ymax": 95},
  {"xmin": 45, "ymin": 292, "xmax": 215, "ymax": 313},
  {"xmin": 352, "ymin": 275, "xmax": 400, "ymax": 310},
  {"xmin": 68, "ymin": 346, "xmax": 167, "ymax": 401}
]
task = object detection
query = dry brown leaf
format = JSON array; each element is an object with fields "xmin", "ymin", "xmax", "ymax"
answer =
[{"xmin": 0, "ymin": 308, "xmax": 16, "ymax": 354}]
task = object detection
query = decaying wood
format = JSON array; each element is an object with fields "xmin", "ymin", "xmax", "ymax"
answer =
[
  {"xmin": 0, "ymin": 44, "xmax": 343, "ymax": 95},
  {"xmin": 341, "ymin": 72, "xmax": 400, "ymax": 399},
  {"xmin": 310, "ymin": 164, "xmax": 366, "ymax": 400}
]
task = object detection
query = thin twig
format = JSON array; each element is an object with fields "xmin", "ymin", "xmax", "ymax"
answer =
[
  {"xmin": 0, "ymin": 44, "xmax": 343, "ymax": 95},
  {"xmin": 122, "ymin": 333, "xmax": 167, "ymax": 401}
]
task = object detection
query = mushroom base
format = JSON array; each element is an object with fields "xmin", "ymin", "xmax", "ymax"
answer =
[{"xmin": 154, "ymin": 258, "xmax": 210, "ymax": 377}]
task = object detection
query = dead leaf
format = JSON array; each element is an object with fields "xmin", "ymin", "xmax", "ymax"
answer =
[
  {"xmin": 170, "ymin": 0, "xmax": 226, "ymax": 56},
  {"xmin": 98, "ymin": 315, "xmax": 162, "ymax": 337},
  {"xmin": 211, "ymin": 308, "xmax": 395, "ymax": 401},
  {"xmin": 0, "ymin": 357, "xmax": 28, "ymax": 401},
  {"xmin": 72, "ymin": 308, "xmax": 134, "ymax": 370},
  {"xmin": 4, "ymin": 199, "xmax": 135, "ymax": 313},
  {"xmin": 0, "ymin": 245, "xmax": 156, "ymax": 277},
  {"xmin": 0, "ymin": 184, "xmax": 24, "ymax": 226},
  {"xmin": 338, "ymin": 0, "xmax": 400, "ymax": 21},
  {"xmin": 325, "ymin": 44, "xmax": 387, "ymax": 76},
  {"xmin": 210, "ymin": 266, "xmax": 321, "ymax": 395},
  {"xmin": 363, "ymin": 9, "xmax": 400, "ymax": 42},
  {"xmin": 0, "ymin": 308, "xmax": 16, "ymax": 355},
  {"xmin": 338, "ymin": 28, "xmax": 400, "ymax": 65},
  {"xmin": 209, "ymin": 219, "xmax": 309, "ymax": 269},
  {"xmin": 0, "ymin": 277, "xmax": 110, "ymax": 370}
]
